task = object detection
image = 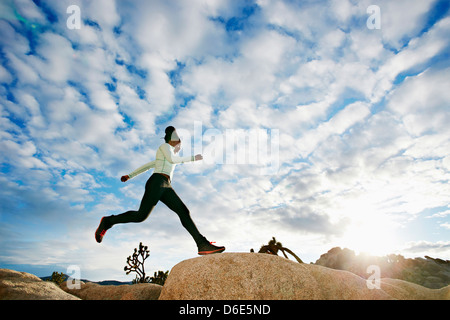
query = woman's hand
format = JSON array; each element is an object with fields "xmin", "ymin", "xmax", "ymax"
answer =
[
  {"xmin": 121, "ymin": 175, "xmax": 130, "ymax": 182},
  {"xmin": 174, "ymin": 143, "xmax": 181, "ymax": 154},
  {"xmin": 194, "ymin": 154, "xmax": 203, "ymax": 161}
]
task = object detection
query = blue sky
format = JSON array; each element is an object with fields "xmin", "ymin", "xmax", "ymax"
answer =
[{"xmin": 0, "ymin": 0, "xmax": 449, "ymax": 282}]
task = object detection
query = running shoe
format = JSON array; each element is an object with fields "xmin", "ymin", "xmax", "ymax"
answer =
[
  {"xmin": 95, "ymin": 217, "xmax": 111, "ymax": 243},
  {"xmin": 198, "ymin": 241, "xmax": 225, "ymax": 255}
]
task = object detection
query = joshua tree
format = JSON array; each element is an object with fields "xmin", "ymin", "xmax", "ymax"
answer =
[
  {"xmin": 255, "ymin": 237, "xmax": 304, "ymax": 263},
  {"xmin": 49, "ymin": 271, "xmax": 66, "ymax": 285},
  {"xmin": 124, "ymin": 242, "xmax": 151, "ymax": 283},
  {"xmin": 150, "ymin": 270, "xmax": 169, "ymax": 286}
]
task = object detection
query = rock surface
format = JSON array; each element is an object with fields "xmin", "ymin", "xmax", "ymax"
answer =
[
  {"xmin": 159, "ymin": 253, "xmax": 450, "ymax": 300},
  {"xmin": 380, "ymin": 278, "xmax": 449, "ymax": 300},
  {"xmin": 0, "ymin": 269, "xmax": 80, "ymax": 300},
  {"xmin": 60, "ymin": 280, "xmax": 162, "ymax": 300},
  {"xmin": 315, "ymin": 247, "xmax": 450, "ymax": 289},
  {"xmin": 0, "ymin": 268, "xmax": 162, "ymax": 300},
  {"xmin": 3, "ymin": 252, "xmax": 449, "ymax": 300}
]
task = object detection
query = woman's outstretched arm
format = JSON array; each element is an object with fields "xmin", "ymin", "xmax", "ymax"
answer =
[{"xmin": 121, "ymin": 160, "xmax": 156, "ymax": 182}]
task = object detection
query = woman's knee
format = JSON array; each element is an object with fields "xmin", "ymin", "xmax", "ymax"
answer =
[{"xmin": 134, "ymin": 210, "xmax": 150, "ymax": 222}]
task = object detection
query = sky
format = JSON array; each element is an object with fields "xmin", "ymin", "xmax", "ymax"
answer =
[{"xmin": 0, "ymin": 0, "xmax": 449, "ymax": 282}]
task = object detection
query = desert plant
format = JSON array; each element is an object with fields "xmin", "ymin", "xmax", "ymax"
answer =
[
  {"xmin": 124, "ymin": 242, "xmax": 151, "ymax": 284},
  {"xmin": 49, "ymin": 271, "xmax": 66, "ymax": 285},
  {"xmin": 255, "ymin": 237, "xmax": 304, "ymax": 263},
  {"xmin": 150, "ymin": 270, "xmax": 169, "ymax": 286}
]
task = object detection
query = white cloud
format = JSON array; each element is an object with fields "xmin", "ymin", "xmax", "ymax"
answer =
[
  {"xmin": 376, "ymin": 0, "xmax": 437, "ymax": 49},
  {"xmin": 0, "ymin": 138, "xmax": 46, "ymax": 169},
  {"xmin": 84, "ymin": 0, "xmax": 121, "ymax": 29},
  {"xmin": 13, "ymin": 0, "xmax": 48, "ymax": 24},
  {"xmin": 329, "ymin": 0, "xmax": 359, "ymax": 24},
  {"xmin": 139, "ymin": 53, "xmax": 176, "ymax": 113},
  {"xmin": 427, "ymin": 209, "xmax": 450, "ymax": 219},
  {"xmin": 0, "ymin": 64, "xmax": 13, "ymax": 83},
  {"xmin": 5, "ymin": 52, "xmax": 39, "ymax": 84},
  {"xmin": 297, "ymin": 102, "xmax": 371, "ymax": 158},
  {"xmin": 181, "ymin": 30, "xmax": 297, "ymax": 106},
  {"xmin": 387, "ymin": 66, "xmax": 450, "ymax": 137},
  {"xmin": 115, "ymin": 82, "xmax": 155, "ymax": 134},
  {"xmin": 34, "ymin": 33, "xmax": 75, "ymax": 84},
  {"xmin": 171, "ymin": 100, "xmax": 214, "ymax": 129},
  {"xmin": 401, "ymin": 241, "xmax": 450, "ymax": 258},
  {"xmin": 258, "ymin": 0, "xmax": 329, "ymax": 41},
  {"xmin": 123, "ymin": 0, "xmax": 228, "ymax": 60},
  {"xmin": 374, "ymin": 16, "xmax": 450, "ymax": 102}
]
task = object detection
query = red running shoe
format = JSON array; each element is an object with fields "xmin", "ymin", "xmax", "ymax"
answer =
[
  {"xmin": 198, "ymin": 241, "xmax": 225, "ymax": 255},
  {"xmin": 95, "ymin": 217, "xmax": 111, "ymax": 243}
]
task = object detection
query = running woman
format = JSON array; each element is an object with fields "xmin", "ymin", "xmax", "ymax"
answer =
[{"xmin": 95, "ymin": 126, "xmax": 225, "ymax": 255}]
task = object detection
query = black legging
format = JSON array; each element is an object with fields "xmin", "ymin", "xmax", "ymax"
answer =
[{"xmin": 108, "ymin": 173, "xmax": 205, "ymax": 245}]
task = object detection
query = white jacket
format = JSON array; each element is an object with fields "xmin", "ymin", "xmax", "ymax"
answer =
[{"xmin": 128, "ymin": 143, "xmax": 194, "ymax": 181}]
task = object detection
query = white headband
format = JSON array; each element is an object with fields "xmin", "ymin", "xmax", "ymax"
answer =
[{"xmin": 171, "ymin": 130, "xmax": 180, "ymax": 142}]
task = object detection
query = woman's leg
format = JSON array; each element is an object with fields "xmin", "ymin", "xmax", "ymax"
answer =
[
  {"xmin": 95, "ymin": 174, "xmax": 165, "ymax": 243},
  {"xmin": 159, "ymin": 187, "xmax": 205, "ymax": 245},
  {"xmin": 160, "ymin": 186, "xmax": 225, "ymax": 254},
  {"xmin": 109, "ymin": 175, "xmax": 165, "ymax": 225}
]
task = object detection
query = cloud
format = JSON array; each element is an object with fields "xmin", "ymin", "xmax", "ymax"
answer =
[
  {"xmin": 12, "ymin": 0, "xmax": 48, "ymax": 25},
  {"xmin": 179, "ymin": 30, "xmax": 297, "ymax": 106},
  {"xmin": 387, "ymin": 66, "xmax": 450, "ymax": 137},
  {"xmin": 427, "ymin": 209, "xmax": 450, "ymax": 219},
  {"xmin": 376, "ymin": 0, "xmax": 437, "ymax": 49},
  {"xmin": 402, "ymin": 241, "xmax": 450, "ymax": 257},
  {"xmin": 0, "ymin": 64, "xmax": 13, "ymax": 83},
  {"xmin": 4, "ymin": 51, "xmax": 39, "ymax": 85},
  {"xmin": 121, "ymin": 0, "xmax": 224, "ymax": 59},
  {"xmin": 374, "ymin": 16, "xmax": 450, "ymax": 101},
  {"xmin": 297, "ymin": 101, "xmax": 371, "ymax": 158},
  {"xmin": 32, "ymin": 32, "xmax": 75, "ymax": 83}
]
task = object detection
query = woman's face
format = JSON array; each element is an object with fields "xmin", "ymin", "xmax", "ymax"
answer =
[
  {"xmin": 169, "ymin": 139, "xmax": 181, "ymax": 147},
  {"xmin": 167, "ymin": 128, "xmax": 180, "ymax": 146}
]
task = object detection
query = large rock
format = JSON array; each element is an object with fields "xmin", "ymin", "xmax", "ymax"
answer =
[
  {"xmin": 60, "ymin": 280, "xmax": 162, "ymax": 300},
  {"xmin": 315, "ymin": 247, "xmax": 450, "ymax": 289},
  {"xmin": 158, "ymin": 253, "xmax": 450, "ymax": 300},
  {"xmin": 0, "ymin": 269, "xmax": 80, "ymax": 300},
  {"xmin": 380, "ymin": 278, "xmax": 450, "ymax": 300}
]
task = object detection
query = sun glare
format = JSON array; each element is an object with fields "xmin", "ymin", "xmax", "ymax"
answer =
[{"xmin": 338, "ymin": 213, "xmax": 400, "ymax": 257}]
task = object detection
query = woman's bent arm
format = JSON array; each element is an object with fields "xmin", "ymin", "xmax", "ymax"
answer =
[{"xmin": 159, "ymin": 144, "xmax": 194, "ymax": 164}]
